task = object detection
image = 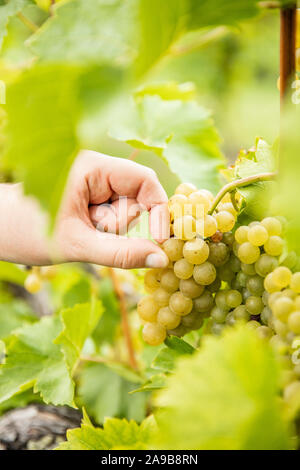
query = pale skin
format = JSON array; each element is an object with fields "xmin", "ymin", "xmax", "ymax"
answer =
[{"xmin": 0, "ymin": 150, "xmax": 170, "ymax": 269}]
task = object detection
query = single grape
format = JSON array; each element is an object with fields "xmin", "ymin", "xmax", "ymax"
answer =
[
  {"xmin": 215, "ymin": 290, "xmax": 230, "ymax": 311},
  {"xmin": 228, "ymin": 255, "xmax": 241, "ymax": 273},
  {"xmin": 241, "ymin": 263, "xmax": 256, "ymax": 275},
  {"xmin": 262, "ymin": 291, "xmax": 269, "ymax": 306},
  {"xmin": 261, "ymin": 306, "xmax": 272, "ymax": 325},
  {"xmin": 208, "ymin": 242, "xmax": 229, "ymax": 267},
  {"xmin": 217, "ymin": 263, "xmax": 234, "ymax": 283},
  {"xmin": 272, "ymin": 297, "xmax": 294, "ymax": 322},
  {"xmin": 160, "ymin": 269, "xmax": 180, "ymax": 293},
  {"xmin": 288, "ymin": 311, "xmax": 300, "ymax": 334},
  {"xmin": 238, "ymin": 242, "xmax": 260, "ymax": 264},
  {"xmin": 193, "ymin": 262, "xmax": 216, "ymax": 285},
  {"xmin": 188, "ymin": 191, "xmax": 211, "ymax": 216},
  {"xmin": 226, "ymin": 290, "xmax": 242, "ymax": 308},
  {"xmin": 256, "ymin": 326, "xmax": 273, "ymax": 340},
  {"xmin": 242, "ymin": 288, "xmax": 252, "ymax": 302},
  {"xmin": 193, "ymin": 290, "xmax": 214, "ymax": 313},
  {"xmin": 246, "ymin": 275, "xmax": 264, "ymax": 296},
  {"xmin": 167, "ymin": 324, "xmax": 189, "ymax": 338},
  {"xmin": 234, "ymin": 226, "xmax": 249, "ymax": 244},
  {"xmin": 211, "ymin": 306, "xmax": 227, "ymax": 324},
  {"xmin": 174, "ymin": 258, "xmax": 194, "ymax": 280},
  {"xmin": 264, "ymin": 236, "xmax": 284, "ymax": 257},
  {"xmin": 269, "ymin": 335, "xmax": 289, "ymax": 355},
  {"xmin": 169, "ymin": 292, "xmax": 193, "ymax": 316},
  {"xmin": 255, "ymin": 254, "xmax": 278, "ymax": 277},
  {"xmin": 272, "ymin": 266, "xmax": 292, "ymax": 289},
  {"xmin": 268, "ymin": 291, "xmax": 282, "ymax": 307},
  {"xmin": 246, "ymin": 320, "xmax": 261, "ymax": 330},
  {"xmin": 236, "ymin": 271, "xmax": 248, "ymax": 287},
  {"xmin": 223, "ymin": 232, "xmax": 235, "ymax": 246},
  {"xmin": 211, "ymin": 322, "xmax": 225, "ymax": 335},
  {"xmin": 290, "ymin": 272, "xmax": 300, "ymax": 293},
  {"xmin": 153, "ymin": 288, "xmax": 171, "ymax": 307},
  {"xmin": 225, "ymin": 312, "xmax": 236, "ymax": 326},
  {"xmin": 175, "ymin": 183, "xmax": 197, "ymax": 197},
  {"xmin": 142, "ymin": 323, "xmax": 166, "ymax": 346},
  {"xmin": 174, "ymin": 215, "xmax": 196, "ymax": 241},
  {"xmin": 183, "ymin": 238, "xmax": 209, "ymax": 264},
  {"xmin": 264, "ymin": 273, "xmax": 280, "ymax": 293},
  {"xmin": 179, "ymin": 278, "xmax": 204, "ymax": 299},
  {"xmin": 157, "ymin": 307, "xmax": 181, "ymax": 329},
  {"xmin": 218, "ymin": 202, "xmax": 236, "ymax": 217},
  {"xmin": 199, "ymin": 189, "xmax": 214, "ymax": 202},
  {"xmin": 206, "ymin": 276, "xmax": 222, "ymax": 293},
  {"xmin": 280, "ymin": 251, "xmax": 298, "ymax": 270},
  {"xmin": 232, "ymin": 241, "xmax": 240, "ymax": 257},
  {"xmin": 162, "ymin": 238, "xmax": 184, "ymax": 261},
  {"xmin": 169, "ymin": 194, "xmax": 188, "ymax": 219},
  {"xmin": 261, "ymin": 217, "xmax": 282, "ymax": 236},
  {"xmin": 245, "ymin": 296, "xmax": 264, "ymax": 315},
  {"xmin": 248, "ymin": 224, "xmax": 269, "ymax": 246},
  {"xmin": 215, "ymin": 211, "xmax": 236, "ymax": 232},
  {"xmin": 181, "ymin": 309, "xmax": 204, "ymax": 329},
  {"xmin": 24, "ymin": 273, "xmax": 42, "ymax": 294},
  {"xmin": 196, "ymin": 215, "xmax": 218, "ymax": 238},
  {"xmin": 137, "ymin": 296, "xmax": 159, "ymax": 322},
  {"xmin": 233, "ymin": 305, "xmax": 250, "ymax": 322}
]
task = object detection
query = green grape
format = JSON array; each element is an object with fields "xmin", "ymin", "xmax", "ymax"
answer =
[
  {"xmin": 246, "ymin": 275, "xmax": 264, "ymax": 296},
  {"xmin": 143, "ymin": 269, "xmax": 162, "ymax": 291},
  {"xmin": 272, "ymin": 297, "xmax": 294, "ymax": 322},
  {"xmin": 162, "ymin": 238, "xmax": 184, "ymax": 261},
  {"xmin": 179, "ymin": 278, "xmax": 204, "ymax": 299},
  {"xmin": 160, "ymin": 269, "xmax": 180, "ymax": 293},
  {"xmin": 282, "ymin": 288, "xmax": 297, "ymax": 300},
  {"xmin": 193, "ymin": 262, "xmax": 216, "ymax": 285},
  {"xmin": 215, "ymin": 211, "xmax": 236, "ymax": 232},
  {"xmin": 169, "ymin": 194, "xmax": 188, "ymax": 219},
  {"xmin": 262, "ymin": 291, "xmax": 269, "ymax": 306},
  {"xmin": 137, "ymin": 296, "xmax": 159, "ymax": 322},
  {"xmin": 234, "ymin": 225, "xmax": 249, "ymax": 244},
  {"xmin": 193, "ymin": 290, "xmax": 214, "ymax": 313},
  {"xmin": 261, "ymin": 217, "xmax": 282, "ymax": 236},
  {"xmin": 261, "ymin": 306, "xmax": 272, "ymax": 325},
  {"xmin": 232, "ymin": 241, "xmax": 240, "ymax": 257},
  {"xmin": 236, "ymin": 271, "xmax": 248, "ymax": 287},
  {"xmin": 264, "ymin": 273, "xmax": 280, "ymax": 293},
  {"xmin": 206, "ymin": 276, "xmax": 222, "ymax": 293},
  {"xmin": 238, "ymin": 242, "xmax": 260, "ymax": 264},
  {"xmin": 228, "ymin": 255, "xmax": 241, "ymax": 273},
  {"xmin": 167, "ymin": 324, "xmax": 189, "ymax": 337},
  {"xmin": 269, "ymin": 335, "xmax": 289, "ymax": 355},
  {"xmin": 242, "ymin": 288, "xmax": 251, "ymax": 302},
  {"xmin": 215, "ymin": 291, "xmax": 230, "ymax": 311},
  {"xmin": 153, "ymin": 288, "xmax": 171, "ymax": 307},
  {"xmin": 255, "ymin": 254, "xmax": 278, "ymax": 277},
  {"xmin": 196, "ymin": 215, "xmax": 218, "ymax": 238},
  {"xmin": 241, "ymin": 263, "xmax": 256, "ymax": 275},
  {"xmin": 248, "ymin": 224, "xmax": 269, "ymax": 246},
  {"xmin": 233, "ymin": 305, "xmax": 250, "ymax": 322},
  {"xmin": 273, "ymin": 319, "xmax": 288, "ymax": 337},
  {"xmin": 211, "ymin": 322, "xmax": 225, "ymax": 335},
  {"xmin": 256, "ymin": 326, "xmax": 273, "ymax": 340},
  {"xmin": 142, "ymin": 322, "xmax": 166, "ymax": 346},
  {"xmin": 290, "ymin": 272, "xmax": 300, "ymax": 293},
  {"xmin": 208, "ymin": 242, "xmax": 229, "ymax": 266},
  {"xmin": 217, "ymin": 263, "xmax": 234, "ymax": 282},
  {"xmin": 188, "ymin": 191, "xmax": 211, "ymax": 216},
  {"xmin": 226, "ymin": 290, "xmax": 242, "ymax": 308},
  {"xmin": 174, "ymin": 258, "xmax": 194, "ymax": 280},
  {"xmin": 264, "ymin": 236, "xmax": 284, "ymax": 257},
  {"xmin": 218, "ymin": 202, "xmax": 236, "ymax": 216},
  {"xmin": 231, "ymin": 279, "xmax": 242, "ymax": 291},
  {"xmin": 181, "ymin": 309, "xmax": 204, "ymax": 329},
  {"xmin": 245, "ymin": 296, "xmax": 264, "ymax": 315},
  {"xmin": 268, "ymin": 291, "xmax": 282, "ymax": 307},
  {"xmin": 222, "ymin": 231, "xmax": 235, "ymax": 246},
  {"xmin": 24, "ymin": 273, "xmax": 42, "ymax": 294},
  {"xmin": 272, "ymin": 266, "xmax": 292, "ymax": 288},
  {"xmin": 245, "ymin": 320, "xmax": 261, "ymax": 330},
  {"xmin": 211, "ymin": 306, "xmax": 227, "ymax": 323},
  {"xmin": 157, "ymin": 307, "xmax": 181, "ymax": 329},
  {"xmin": 169, "ymin": 292, "xmax": 193, "ymax": 316},
  {"xmin": 174, "ymin": 215, "xmax": 196, "ymax": 240},
  {"xmin": 175, "ymin": 182, "xmax": 197, "ymax": 197},
  {"xmin": 183, "ymin": 238, "xmax": 209, "ymax": 264},
  {"xmin": 288, "ymin": 311, "xmax": 300, "ymax": 334},
  {"xmin": 280, "ymin": 251, "xmax": 298, "ymax": 270},
  {"xmin": 225, "ymin": 312, "xmax": 236, "ymax": 326}
]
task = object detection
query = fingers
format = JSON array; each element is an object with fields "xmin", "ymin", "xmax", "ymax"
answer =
[
  {"xmin": 89, "ymin": 198, "xmax": 141, "ymax": 235},
  {"xmin": 66, "ymin": 223, "xmax": 169, "ymax": 269}
]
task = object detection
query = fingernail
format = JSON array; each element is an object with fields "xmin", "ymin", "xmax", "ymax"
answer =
[{"xmin": 145, "ymin": 253, "xmax": 169, "ymax": 269}]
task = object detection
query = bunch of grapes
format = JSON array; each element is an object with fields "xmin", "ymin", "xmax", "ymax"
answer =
[{"xmin": 24, "ymin": 265, "xmax": 57, "ymax": 293}]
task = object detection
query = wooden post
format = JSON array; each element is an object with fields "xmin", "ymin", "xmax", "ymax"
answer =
[{"xmin": 280, "ymin": 3, "xmax": 297, "ymax": 106}]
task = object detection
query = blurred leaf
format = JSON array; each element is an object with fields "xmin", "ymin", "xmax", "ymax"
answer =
[
  {"xmin": 0, "ymin": 300, "xmax": 37, "ymax": 339},
  {"xmin": 56, "ymin": 415, "xmax": 156, "ymax": 450},
  {"xmin": 0, "ymin": 261, "xmax": 26, "ymax": 285},
  {"xmin": 0, "ymin": 388, "xmax": 41, "ymax": 416},
  {"xmin": 0, "ymin": 0, "xmax": 27, "ymax": 50},
  {"xmin": 55, "ymin": 300, "xmax": 103, "ymax": 373},
  {"xmin": 164, "ymin": 336, "xmax": 195, "ymax": 354},
  {"xmin": 77, "ymin": 363, "xmax": 148, "ymax": 425},
  {"xmin": 110, "ymin": 91, "xmax": 225, "ymax": 192},
  {"xmin": 155, "ymin": 326, "xmax": 291, "ymax": 450},
  {"xmin": 135, "ymin": 81, "xmax": 196, "ymax": 101},
  {"xmin": 152, "ymin": 337, "xmax": 195, "ymax": 374},
  {"xmin": 131, "ymin": 374, "xmax": 166, "ymax": 394},
  {"xmin": 92, "ymin": 279, "xmax": 120, "ymax": 347},
  {"xmin": 0, "ymin": 316, "xmax": 74, "ymax": 406},
  {"xmin": 62, "ymin": 278, "xmax": 91, "ymax": 308}
]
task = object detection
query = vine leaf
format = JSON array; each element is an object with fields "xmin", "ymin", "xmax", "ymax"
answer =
[
  {"xmin": 56, "ymin": 415, "xmax": 157, "ymax": 450},
  {"xmin": 0, "ymin": 0, "xmax": 27, "ymax": 50},
  {"xmin": 110, "ymin": 87, "xmax": 225, "ymax": 193},
  {"xmin": 155, "ymin": 326, "xmax": 290, "ymax": 450},
  {"xmin": 0, "ymin": 300, "xmax": 37, "ymax": 340}
]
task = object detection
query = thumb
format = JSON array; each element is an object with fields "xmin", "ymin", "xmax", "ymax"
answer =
[{"xmin": 71, "ymin": 226, "xmax": 169, "ymax": 269}]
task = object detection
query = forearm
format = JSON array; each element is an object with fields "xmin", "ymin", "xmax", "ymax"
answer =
[{"xmin": 0, "ymin": 184, "xmax": 51, "ymax": 265}]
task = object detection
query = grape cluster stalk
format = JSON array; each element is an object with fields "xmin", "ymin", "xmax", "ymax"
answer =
[{"xmin": 138, "ymin": 182, "xmax": 300, "ymax": 406}]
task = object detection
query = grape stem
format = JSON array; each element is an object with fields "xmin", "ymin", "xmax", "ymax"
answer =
[
  {"xmin": 108, "ymin": 268, "xmax": 138, "ymax": 370},
  {"xmin": 208, "ymin": 172, "xmax": 277, "ymax": 215}
]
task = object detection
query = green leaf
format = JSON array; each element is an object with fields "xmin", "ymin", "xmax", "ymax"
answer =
[
  {"xmin": 92, "ymin": 279, "xmax": 121, "ymax": 347},
  {"xmin": 110, "ymin": 91, "xmax": 225, "ymax": 192},
  {"xmin": 56, "ymin": 415, "xmax": 156, "ymax": 450},
  {"xmin": 135, "ymin": 82, "xmax": 196, "ymax": 101},
  {"xmin": 0, "ymin": 261, "xmax": 26, "ymax": 285},
  {"xmin": 0, "ymin": 0, "xmax": 27, "ymax": 50},
  {"xmin": 0, "ymin": 300, "xmax": 37, "ymax": 339},
  {"xmin": 155, "ymin": 326, "xmax": 291, "ymax": 450},
  {"xmin": 0, "ymin": 316, "xmax": 74, "ymax": 406},
  {"xmin": 77, "ymin": 363, "xmax": 148, "ymax": 425},
  {"xmin": 55, "ymin": 300, "xmax": 103, "ymax": 373},
  {"xmin": 3, "ymin": 64, "xmax": 80, "ymax": 226},
  {"xmin": 164, "ymin": 336, "xmax": 195, "ymax": 354},
  {"xmin": 62, "ymin": 279, "xmax": 91, "ymax": 309},
  {"xmin": 131, "ymin": 374, "xmax": 166, "ymax": 394},
  {"xmin": 0, "ymin": 389, "xmax": 41, "ymax": 416},
  {"xmin": 152, "ymin": 337, "xmax": 195, "ymax": 374}
]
